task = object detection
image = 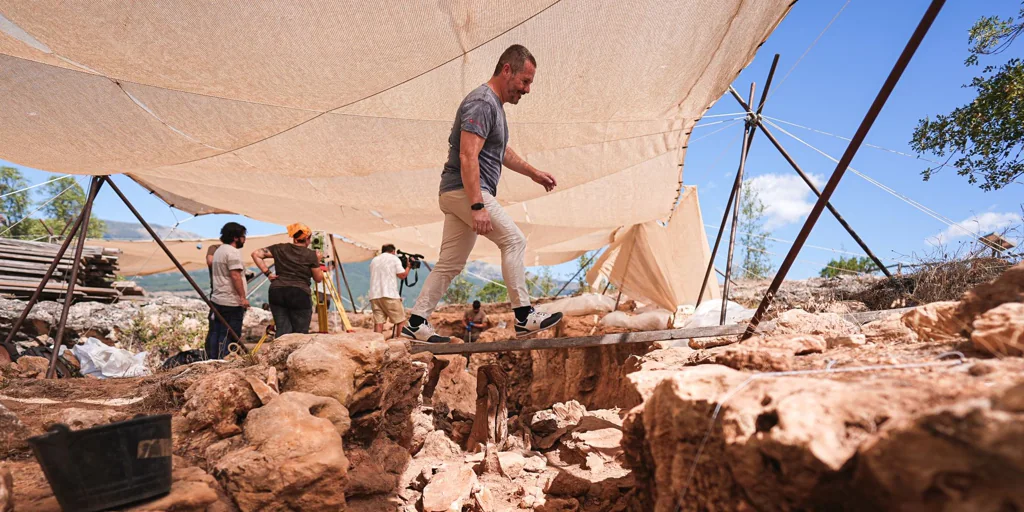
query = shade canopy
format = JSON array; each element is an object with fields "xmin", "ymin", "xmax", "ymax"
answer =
[{"xmin": 0, "ymin": 0, "xmax": 791, "ymax": 264}]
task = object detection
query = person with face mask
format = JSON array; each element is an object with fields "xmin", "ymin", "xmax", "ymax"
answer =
[
  {"xmin": 401, "ymin": 44, "xmax": 563, "ymax": 344},
  {"xmin": 206, "ymin": 222, "xmax": 248, "ymax": 359},
  {"xmin": 251, "ymin": 223, "xmax": 324, "ymax": 336}
]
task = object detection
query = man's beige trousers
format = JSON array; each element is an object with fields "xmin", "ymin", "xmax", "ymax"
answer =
[{"xmin": 411, "ymin": 189, "xmax": 530, "ymax": 319}]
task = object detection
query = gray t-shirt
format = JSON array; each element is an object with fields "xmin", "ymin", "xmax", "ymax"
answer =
[
  {"xmin": 211, "ymin": 244, "xmax": 246, "ymax": 307},
  {"xmin": 439, "ymin": 84, "xmax": 508, "ymax": 197}
]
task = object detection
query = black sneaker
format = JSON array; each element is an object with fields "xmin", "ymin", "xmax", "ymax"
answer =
[
  {"xmin": 515, "ymin": 310, "xmax": 563, "ymax": 338},
  {"xmin": 401, "ymin": 321, "xmax": 451, "ymax": 343}
]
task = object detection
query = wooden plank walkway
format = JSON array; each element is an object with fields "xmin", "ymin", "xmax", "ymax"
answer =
[{"xmin": 410, "ymin": 307, "xmax": 914, "ymax": 356}]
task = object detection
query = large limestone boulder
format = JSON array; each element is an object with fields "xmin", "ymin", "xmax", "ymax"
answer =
[
  {"xmin": 214, "ymin": 392, "xmax": 350, "ymax": 511},
  {"xmin": 854, "ymin": 383, "xmax": 1024, "ymax": 511},
  {"xmin": 955, "ymin": 261, "xmax": 1024, "ymax": 334},
  {"xmin": 970, "ymin": 302, "xmax": 1024, "ymax": 356},
  {"xmin": 623, "ymin": 365, "xmax": 926, "ymax": 511},
  {"xmin": 278, "ymin": 333, "xmax": 423, "ymax": 443},
  {"xmin": 902, "ymin": 301, "xmax": 964, "ymax": 342},
  {"xmin": 180, "ymin": 367, "xmax": 266, "ymax": 438}
]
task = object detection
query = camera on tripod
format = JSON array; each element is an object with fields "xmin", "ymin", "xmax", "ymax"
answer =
[{"xmin": 397, "ymin": 249, "xmax": 423, "ymax": 270}]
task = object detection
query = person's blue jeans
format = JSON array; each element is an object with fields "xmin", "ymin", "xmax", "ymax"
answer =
[{"xmin": 205, "ymin": 303, "xmax": 245, "ymax": 359}]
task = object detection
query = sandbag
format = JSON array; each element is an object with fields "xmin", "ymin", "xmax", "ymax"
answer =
[
  {"xmin": 680, "ymin": 300, "xmax": 755, "ymax": 328},
  {"xmin": 600, "ymin": 310, "xmax": 673, "ymax": 331},
  {"xmin": 71, "ymin": 338, "xmax": 150, "ymax": 379},
  {"xmin": 536, "ymin": 294, "xmax": 616, "ymax": 317}
]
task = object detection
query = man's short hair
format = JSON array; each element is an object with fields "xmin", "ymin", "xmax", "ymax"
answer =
[
  {"xmin": 382, "ymin": 244, "xmax": 396, "ymax": 254},
  {"xmin": 219, "ymin": 222, "xmax": 247, "ymax": 244},
  {"xmin": 472, "ymin": 300, "xmax": 481, "ymax": 309},
  {"xmin": 493, "ymin": 44, "xmax": 536, "ymax": 76}
]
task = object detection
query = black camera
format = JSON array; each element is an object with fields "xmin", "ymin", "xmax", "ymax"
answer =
[{"xmin": 397, "ymin": 249, "xmax": 423, "ymax": 270}]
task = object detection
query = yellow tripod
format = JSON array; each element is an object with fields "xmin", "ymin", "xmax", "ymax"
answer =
[{"xmin": 311, "ymin": 273, "xmax": 353, "ymax": 333}]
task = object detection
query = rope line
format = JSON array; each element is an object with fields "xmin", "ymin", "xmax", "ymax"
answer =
[
  {"xmin": 763, "ymin": 120, "xmax": 1006, "ymax": 252},
  {"xmin": 764, "ymin": 116, "xmax": 952, "ymax": 167},
  {"xmin": 0, "ymin": 177, "xmax": 81, "ymax": 237},
  {"xmin": 0, "ymin": 174, "xmax": 72, "ymax": 199},
  {"xmin": 679, "ymin": 353, "xmax": 967, "ymax": 502},
  {"xmin": 765, "ymin": 0, "xmax": 851, "ymax": 103}
]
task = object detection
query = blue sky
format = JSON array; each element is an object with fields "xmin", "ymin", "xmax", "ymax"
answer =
[{"xmin": 2, "ymin": 0, "xmax": 1022, "ymax": 281}]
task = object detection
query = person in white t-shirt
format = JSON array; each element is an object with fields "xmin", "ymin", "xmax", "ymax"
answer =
[
  {"xmin": 368, "ymin": 244, "xmax": 411, "ymax": 336},
  {"xmin": 205, "ymin": 222, "xmax": 249, "ymax": 359}
]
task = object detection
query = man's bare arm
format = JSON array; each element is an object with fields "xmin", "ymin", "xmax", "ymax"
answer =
[
  {"xmin": 459, "ymin": 131, "xmax": 493, "ymax": 235},
  {"xmin": 251, "ymin": 248, "xmax": 276, "ymax": 279},
  {"xmin": 229, "ymin": 269, "xmax": 249, "ymax": 308},
  {"xmin": 504, "ymin": 146, "xmax": 557, "ymax": 192}
]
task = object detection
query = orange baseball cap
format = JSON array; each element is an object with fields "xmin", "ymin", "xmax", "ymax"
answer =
[{"xmin": 287, "ymin": 223, "xmax": 311, "ymax": 239}]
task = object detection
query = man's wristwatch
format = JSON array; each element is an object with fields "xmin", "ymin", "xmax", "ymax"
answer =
[
  {"xmin": 470, "ymin": 202, "xmax": 485, "ymax": 211},
  {"xmin": 263, "ymin": 270, "xmax": 271, "ymax": 277}
]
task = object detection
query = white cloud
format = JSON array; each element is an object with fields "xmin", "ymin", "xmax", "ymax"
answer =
[
  {"xmin": 927, "ymin": 211, "xmax": 1024, "ymax": 246},
  {"xmin": 745, "ymin": 173, "xmax": 825, "ymax": 229}
]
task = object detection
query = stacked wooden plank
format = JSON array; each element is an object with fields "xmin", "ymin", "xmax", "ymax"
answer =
[{"xmin": 0, "ymin": 239, "xmax": 123, "ymax": 302}]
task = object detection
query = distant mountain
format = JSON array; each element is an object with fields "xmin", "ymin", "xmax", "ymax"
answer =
[
  {"xmin": 102, "ymin": 220, "xmax": 202, "ymax": 240},
  {"xmin": 133, "ymin": 259, "xmax": 569, "ymax": 308}
]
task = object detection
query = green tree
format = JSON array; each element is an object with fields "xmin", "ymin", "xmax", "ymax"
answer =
[
  {"xmin": 526, "ymin": 268, "xmax": 557, "ymax": 297},
  {"xmin": 442, "ymin": 273, "xmax": 474, "ymax": 305},
  {"xmin": 36, "ymin": 179, "xmax": 106, "ymax": 237},
  {"xmin": 738, "ymin": 181, "xmax": 772, "ymax": 279},
  {"xmin": 478, "ymin": 280, "xmax": 508, "ymax": 303},
  {"xmin": 575, "ymin": 251, "xmax": 596, "ymax": 294},
  {"xmin": 910, "ymin": 3, "xmax": 1024, "ymax": 191},
  {"xmin": 819, "ymin": 256, "xmax": 879, "ymax": 278},
  {"xmin": 0, "ymin": 167, "xmax": 31, "ymax": 238}
]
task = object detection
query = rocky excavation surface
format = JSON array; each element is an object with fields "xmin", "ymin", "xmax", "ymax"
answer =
[{"xmin": 0, "ymin": 263, "xmax": 1021, "ymax": 510}]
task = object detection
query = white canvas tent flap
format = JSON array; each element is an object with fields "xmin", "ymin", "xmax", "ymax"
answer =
[
  {"xmin": 0, "ymin": 0, "xmax": 792, "ymax": 266},
  {"xmin": 586, "ymin": 186, "xmax": 719, "ymax": 311}
]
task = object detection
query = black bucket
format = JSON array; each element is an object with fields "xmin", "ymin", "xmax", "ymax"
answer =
[{"xmin": 28, "ymin": 414, "xmax": 173, "ymax": 512}]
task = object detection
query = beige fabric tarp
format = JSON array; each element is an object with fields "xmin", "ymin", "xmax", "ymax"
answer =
[
  {"xmin": 98, "ymin": 233, "xmax": 376, "ymax": 276},
  {"xmin": 0, "ymin": 1, "xmax": 792, "ymax": 265},
  {"xmin": 586, "ymin": 187, "xmax": 719, "ymax": 311}
]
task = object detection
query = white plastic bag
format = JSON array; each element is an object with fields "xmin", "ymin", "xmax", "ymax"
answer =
[
  {"xmin": 536, "ymin": 294, "xmax": 616, "ymax": 317},
  {"xmin": 680, "ymin": 300, "xmax": 755, "ymax": 328},
  {"xmin": 71, "ymin": 337, "xmax": 150, "ymax": 379},
  {"xmin": 600, "ymin": 310, "xmax": 673, "ymax": 331}
]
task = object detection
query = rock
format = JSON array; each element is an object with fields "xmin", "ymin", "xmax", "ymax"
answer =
[
  {"xmin": 421, "ymin": 464, "xmax": 477, "ymax": 512},
  {"xmin": 535, "ymin": 497, "xmax": 581, "ymax": 512},
  {"xmin": 0, "ymin": 465, "xmax": 12, "ymax": 512},
  {"xmin": 775, "ymin": 309, "xmax": 858, "ymax": 338},
  {"xmin": 995, "ymin": 382, "xmax": 1024, "ymax": 413},
  {"xmin": 861, "ymin": 313, "xmax": 918, "ymax": 344},
  {"xmin": 713, "ymin": 346, "xmax": 792, "ymax": 372},
  {"xmin": 432, "ymin": 356, "xmax": 477, "ymax": 421},
  {"xmin": 15, "ymin": 355, "xmax": 49, "ymax": 378},
  {"xmin": 524, "ymin": 454, "xmax": 547, "ymax": 473},
  {"xmin": 760, "ymin": 334, "xmax": 827, "ymax": 355},
  {"xmin": 970, "ymin": 302, "xmax": 1024, "ymax": 356},
  {"xmin": 55, "ymin": 408, "xmax": 125, "ymax": 430},
  {"xmin": 214, "ymin": 392, "xmax": 350, "ymax": 511},
  {"xmin": 955, "ymin": 261, "xmax": 1024, "ymax": 333},
  {"xmin": 623, "ymin": 364, "xmax": 923, "ymax": 511},
  {"xmin": 528, "ymin": 343, "xmax": 647, "ymax": 411},
  {"xmin": 345, "ymin": 438, "xmax": 407, "ymax": 498},
  {"xmin": 124, "ymin": 466, "xmax": 223, "ymax": 512},
  {"xmin": 281, "ymin": 334, "xmax": 423, "ymax": 443},
  {"xmin": 417, "ymin": 430, "xmax": 462, "ymax": 460},
  {"xmin": 472, "ymin": 484, "xmax": 495, "ymax": 512},
  {"xmin": 0, "ymin": 403, "xmax": 29, "ymax": 454},
  {"xmin": 853, "ymin": 390, "xmax": 1024, "ymax": 511},
  {"xmin": 497, "ymin": 452, "xmax": 527, "ymax": 479},
  {"xmin": 530, "ymin": 401, "xmax": 586, "ymax": 450},
  {"xmin": 827, "ymin": 334, "xmax": 867, "ymax": 349},
  {"xmin": 410, "ymin": 408, "xmax": 435, "ymax": 455},
  {"xmin": 181, "ymin": 368, "xmax": 262, "ymax": 438},
  {"xmin": 901, "ymin": 301, "xmax": 963, "ymax": 342},
  {"xmin": 244, "ymin": 375, "xmax": 279, "ymax": 404}
]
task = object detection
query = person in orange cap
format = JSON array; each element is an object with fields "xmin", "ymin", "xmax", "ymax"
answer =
[{"xmin": 251, "ymin": 223, "xmax": 324, "ymax": 335}]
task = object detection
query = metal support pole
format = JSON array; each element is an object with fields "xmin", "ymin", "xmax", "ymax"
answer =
[
  {"xmin": 727, "ymin": 86, "xmax": 894, "ymax": 279},
  {"xmin": 720, "ymin": 83, "xmax": 756, "ymax": 325},
  {"xmin": 329, "ymin": 235, "xmax": 358, "ymax": 314},
  {"xmin": 554, "ymin": 250, "xmax": 599, "ymax": 298},
  {"xmin": 102, "ymin": 176, "xmax": 241, "ymax": 344},
  {"xmin": 47, "ymin": 176, "xmax": 102, "ymax": 378},
  {"xmin": 1, "ymin": 192, "xmax": 94, "ymax": 353},
  {"xmin": 742, "ymin": 0, "xmax": 945, "ymax": 340}
]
